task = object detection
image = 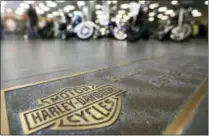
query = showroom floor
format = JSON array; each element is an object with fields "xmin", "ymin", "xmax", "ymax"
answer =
[
  {"xmin": 1, "ymin": 37, "xmax": 208, "ymax": 89},
  {"xmin": 1, "ymin": 36, "xmax": 208, "ymax": 135}
]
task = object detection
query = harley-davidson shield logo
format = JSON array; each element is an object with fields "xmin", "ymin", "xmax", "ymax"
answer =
[{"xmin": 19, "ymin": 85, "xmax": 125, "ymax": 134}]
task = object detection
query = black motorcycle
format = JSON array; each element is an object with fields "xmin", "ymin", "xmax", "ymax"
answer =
[
  {"xmin": 93, "ymin": 21, "xmax": 127, "ymax": 40},
  {"xmin": 58, "ymin": 13, "xmax": 76, "ymax": 40},
  {"xmin": 126, "ymin": 3, "xmax": 150, "ymax": 42},
  {"xmin": 59, "ymin": 22, "xmax": 75, "ymax": 40},
  {"xmin": 38, "ymin": 19, "xmax": 54, "ymax": 39}
]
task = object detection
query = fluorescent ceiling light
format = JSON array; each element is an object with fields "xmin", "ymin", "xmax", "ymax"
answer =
[
  {"xmin": 120, "ymin": 4, "xmax": 129, "ymax": 9},
  {"xmin": 124, "ymin": 17, "xmax": 130, "ymax": 22},
  {"xmin": 15, "ymin": 11, "xmax": 24, "ymax": 15},
  {"xmin": 170, "ymin": 12, "xmax": 176, "ymax": 17},
  {"xmin": 148, "ymin": 12, "xmax": 155, "ymax": 16},
  {"xmin": 39, "ymin": 3, "xmax": 50, "ymax": 11},
  {"xmin": 46, "ymin": 1, "xmax": 57, "ymax": 8},
  {"xmin": 58, "ymin": 9, "xmax": 64, "ymax": 15},
  {"xmin": 118, "ymin": 10, "xmax": 126, "ymax": 14},
  {"xmin": 16, "ymin": 7, "xmax": 26, "ymax": 12},
  {"xmin": 43, "ymin": 6, "xmax": 50, "ymax": 11},
  {"xmin": 96, "ymin": 10, "xmax": 104, "ymax": 15},
  {"xmin": 165, "ymin": 9, "xmax": 174, "ymax": 15},
  {"xmin": 52, "ymin": 11, "xmax": 59, "ymax": 16},
  {"xmin": 60, "ymin": 13, "xmax": 64, "ymax": 16},
  {"xmin": 39, "ymin": 3, "xmax": 45, "ymax": 8},
  {"xmin": 47, "ymin": 14, "xmax": 53, "ymax": 18},
  {"xmin": 63, "ymin": 5, "xmax": 75, "ymax": 12},
  {"xmin": 112, "ymin": 1, "xmax": 117, "ymax": 4},
  {"xmin": 35, "ymin": 6, "xmax": 41, "ymax": 11},
  {"xmin": 149, "ymin": 3, "xmax": 159, "ymax": 9},
  {"xmin": 205, "ymin": 0, "xmax": 208, "ymax": 5},
  {"xmin": 20, "ymin": 3, "xmax": 30, "ymax": 9},
  {"xmin": 77, "ymin": 1, "xmax": 85, "ymax": 7},
  {"xmin": 58, "ymin": 9, "xmax": 63, "ymax": 13},
  {"xmin": 122, "ymin": 14, "xmax": 127, "ymax": 18},
  {"xmin": 139, "ymin": 1, "xmax": 145, "ymax": 4},
  {"xmin": 107, "ymin": 1, "xmax": 111, "ymax": 4},
  {"xmin": 116, "ymin": 14, "xmax": 122, "ymax": 19},
  {"xmin": 96, "ymin": 4, "xmax": 102, "ymax": 9},
  {"xmin": 161, "ymin": 15, "xmax": 168, "ymax": 20},
  {"xmin": 82, "ymin": 6, "xmax": 88, "ymax": 13},
  {"xmin": 171, "ymin": 0, "xmax": 178, "ymax": 5},
  {"xmin": 35, "ymin": 6, "xmax": 44, "ymax": 15},
  {"xmin": 157, "ymin": 13, "xmax": 163, "ymax": 18},
  {"xmin": 37, "ymin": 10, "xmax": 44, "ymax": 15},
  {"xmin": 148, "ymin": 17, "xmax": 154, "ymax": 22},
  {"xmin": 15, "ymin": 10, "xmax": 24, "ymax": 15},
  {"xmin": 193, "ymin": 13, "xmax": 202, "ymax": 17},
  {"xmin": 24, "ymin": 1, "xmax": 35, "ymax": 4},
  {"xmin": 97, "ymin": 14, "xmax": 106, "ymax": 19},
  {"xmin": 192, "ymin": 9, "xmax": 202, "ymax": 17},
  {"xmin": 158, "ymin": 7, "xmax": 167, "ymax": 12},
  {"xmin": 73, "ymin": 11, "xmax": 83, "ymax": 16},
  {"xmin": 192, "ymin": 9, "xmax": 199, "ymax": 14}
]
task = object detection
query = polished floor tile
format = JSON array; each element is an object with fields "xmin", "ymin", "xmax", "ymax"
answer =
[{"xmin": 1, "ymin": 37, "xmax": 208, "ymax": 89}]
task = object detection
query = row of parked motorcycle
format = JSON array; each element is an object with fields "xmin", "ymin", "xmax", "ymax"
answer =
[
  {"xmin": 36, "ymin": 14, "xmax": 130, "ymax": 41},
  {"xmin": 31, "ymin": 6, "xmax": 199, "ymax": 42}
]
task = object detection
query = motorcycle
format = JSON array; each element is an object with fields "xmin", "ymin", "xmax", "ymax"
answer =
[
  {"xmin": 109, "ymin": 21, "xmax": 127, "ymax": 40},
  {"xmin": 93, "ymin": 20, "xmax": 127, "ymax": 40},
  {"xmin": 38, "ymin": 17, "xmax": 54, "ymax": 39},
  {"xmin": 169, "ymin": 8, "xmax": 192, "ymax": 41},
  {"xmin": 59, "ymin": 22, "xmax": 75, "ymax": 40},
  {"xmin": 58, "ymin": 14, "xmax": 98, "ymax": 40},
  {"xmin": 74, "ymin": 20, "xmax": 98, "ymax": 40},
  {"xmin": 58, "ymin": 14, "xmax": 78, "ymax": 40},
  {"xmin": 126, "ymin": 2, "xmax": 150, "ymax": 42},
  {"xmin": 157, "ymin": 19, "xmax": 175, "ymax": 41}
]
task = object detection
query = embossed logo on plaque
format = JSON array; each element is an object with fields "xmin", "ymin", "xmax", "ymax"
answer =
[{"xmin": 19, "ymin": 85, "xmax": 124, "ymax": 134}]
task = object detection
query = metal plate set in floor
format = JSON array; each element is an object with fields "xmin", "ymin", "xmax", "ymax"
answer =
[{"xmin": 1, "ymin": 54, "xmax": 208, "ymax": 135}]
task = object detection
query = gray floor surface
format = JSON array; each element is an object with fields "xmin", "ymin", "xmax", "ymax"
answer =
[
  {"xmin": 1, "ymin": 36, "xmax": 208, "ymax": 135},
  {"xmin": 1, "ymin": 37, "xmax": 208, "ymax": 89}
]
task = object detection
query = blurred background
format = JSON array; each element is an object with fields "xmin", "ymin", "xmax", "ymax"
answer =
[{"xmin": 0, "ymin": 0, "xmax": 208, "ymax": 41}]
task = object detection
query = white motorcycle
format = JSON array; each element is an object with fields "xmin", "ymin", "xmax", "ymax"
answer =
[
  {"xmin": 93, "ymin": 21, "xmax": 127, "ymax": 40},
  {"xmin": 111, "ymin": 23, "xmax": 127, "ymax": 40},
  {"xmin": 170, "ymin": 8, "xmax": 192, "ymax": 41},
  {"xmin": 74, "ymin": 21, "xmax": 98, "ymax": 40}
]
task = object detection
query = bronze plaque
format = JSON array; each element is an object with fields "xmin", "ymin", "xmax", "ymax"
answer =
[{"xmin": 19, "ymin": 85, "xmax": 124, "ymax": 134}]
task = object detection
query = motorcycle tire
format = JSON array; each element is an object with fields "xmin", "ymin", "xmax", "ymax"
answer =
[
  {"xmin": 113, "ymin": 27, "xmax": 127, "ymax": 40},
  {"xmin": 76, "ymin": 24, "xmax": 94, "ymax": 40},
  {"xmin": 170, "ymin": 24, "xmax": 192, "ymax": 42},
  {"xmin": 126, "ymin": 24, "xmax": 149, "ymax": 41}
]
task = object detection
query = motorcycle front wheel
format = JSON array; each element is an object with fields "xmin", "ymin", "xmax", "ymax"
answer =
[
  {"xmin": 76, "ymin": 24, "xmax": 94, "ymax": 40},
  {"xmin": 170, "ymin": 24, "xmax": 192, "ymax": 42},
  {"xmin": 113, "ymin": 27, "xmax": 127, "ymax": 40}
]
